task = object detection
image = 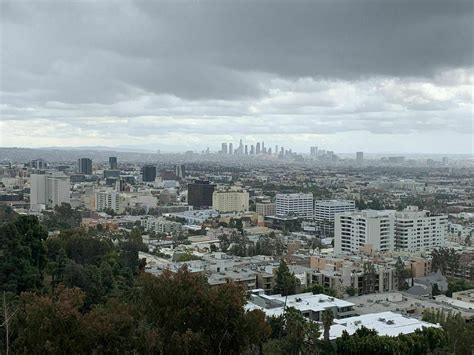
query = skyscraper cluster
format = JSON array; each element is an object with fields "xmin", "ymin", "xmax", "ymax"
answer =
[{"xmin": 219, "ymin": 139, "xmax": 289, "ymax": 156}]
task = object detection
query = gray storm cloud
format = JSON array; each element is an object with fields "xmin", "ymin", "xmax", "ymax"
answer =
[{"xmin": 0, "ymin": 0, "xmax": 472, "ymax": 153}]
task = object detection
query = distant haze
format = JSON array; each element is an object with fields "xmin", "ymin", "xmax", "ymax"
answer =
[{"xmin": 0, "ymin": 0, "xmax": 473, "ymax": 154}]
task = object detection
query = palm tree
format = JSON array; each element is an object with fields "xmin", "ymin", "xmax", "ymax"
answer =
[{"xmin": 322, "ymin": 309, "xmax": 334, "ymax": 342}]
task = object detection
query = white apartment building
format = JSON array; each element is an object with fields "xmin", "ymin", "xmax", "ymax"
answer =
[
  {"xmin": 142, "ymin": 217, "xmax": 182, "ymax": 234},
  {"xmin": 335, "ymin": 210, "xmax": 395, "ymax": 254},
  {"xmin": 275, "ymin": 193, "xmax": 313, "ymax": 218},
  {"xmin": 256, "ymin": 202, "xmax": 276, "ymax": 216},
  {"xmin": 95, "ymin": 190, "xmax": 124, "ymax": 214},
  {"xmin": 30, "ymin": 172, "xmax": 70, "ymax": 211},
  {"xmin": 314, "ymin": 199, "xmax": 355, "ymax": 235},
  {"xmin": 394, "ymin": 206, "xmax": 447, "ymax": 252},
  {"xmin": 335, "ymin": 207, "xmax": 448, "ymax": 254},
  {"xmin": 212, "ymin": 189, "xmax": 249, "ymax": 213}
]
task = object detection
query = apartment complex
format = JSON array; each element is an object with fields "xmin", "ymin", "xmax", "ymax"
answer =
[
  {"xmin": 95, "ymin": 190, "xmax": 123, "ymax": 213},
  {"xmin": 275, "ymin": 193, "xmax": 313, "ymax": 218},
  {"xmin": 335, "ymin": 210, "xmax": 395, "ymax": 254},
  {"xmin": 394, "ymin": 206, "xmax": 447, "ymax": 252},
  {"xmin": 335, "ymin": 207, "xmax": 447, "ymax": 254}
]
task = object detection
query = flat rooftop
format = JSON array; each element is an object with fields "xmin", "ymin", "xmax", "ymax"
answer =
[{"xmin": 330, "ymin": 311, "xmax": 439, "ymax": 340}]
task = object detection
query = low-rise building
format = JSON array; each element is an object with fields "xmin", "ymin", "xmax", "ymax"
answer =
[{"xmin": 246, "ymin": 290, "xmax": 356, "ymax": 321}]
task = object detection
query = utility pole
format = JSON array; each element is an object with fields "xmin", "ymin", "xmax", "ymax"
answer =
[{"xmin": 2, "ymin": 292, "xmax": 17, "ymax": 355}]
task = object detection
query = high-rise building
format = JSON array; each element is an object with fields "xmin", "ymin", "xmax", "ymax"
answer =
[
  {"xmin": 256, "ymin": 142, "xmax": 261, "ymax": 155},
  {"xmin": 334, "ymin": 207, "xmax": 447, "ymax": 254},
  {"xmin": 30, "ymin": 159, "xmax": 46, "ymax": 169},
  {"xmin": 310, "ymin": 146, "xmax": 318, "ymax": 157},
  {"xmin": 356, "ymin": 152, "xmax": 364, "ymax": 162},
  {"xmin": 229, "ymin": 143, "xmax": 233, "ymax": 155},
  {"xmin": 335, "ymin": 210, "xmax": 395, "ymax": 254},
  {"xmin": 314, "ymin": 200, "xmax": 355, "ymax": 235},
  {"xmin": 30, "ymin": 172, "xmax": 70, "ymax": 210},
  {"xmin": 175, "ymin": 164, "xmax": 186, "ymax": 179},
  {"xmin": 238, "ymin": 139, "xmax": 244, "ymax": 155},
  {"xmin": 250, "ymin": 145, "xmax": 255, "ymax": 155},
  {"xmin": 212, "ymin": 188, "xmax": 249, "ymax": 212},
  {"xmin": 245, "ymin": 145, "xmax": 248, "ymax": 155},
  {"xmin": 142, "ymin": 165, "xmax": 157, "ymax": 182},
  {"xmin": 276, "ymin": 193, "xmax": 313, "ymax": 218},
  {"xmin": 394, "ymin": 206, "xmax": 447, "ymax": 252},
  {"xmin": 188, "ymin": 180, "xmax": 215, "ymax": 208},
  {"xmin": 78, "ymin": 158, "xmax": 92, "ymax": 175},
  {"xmin": 221, "ymin": 143, "xmax": 228, "ymax": 155},
  {"xmin": 109, "ymin": 156, "xmax": 118, "ymax": 169},
  {"xmin": 275, "ymin": 145, "xmax": 278, "ymax": 155}
]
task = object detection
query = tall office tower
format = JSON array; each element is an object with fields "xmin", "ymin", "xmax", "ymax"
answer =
[
  {"xmin": 356, "ymin": 152, "xmax": 364, "ymax": 162},
  {"xmin": 109, "ymin": 156, "xmax": 118, "ymax": 169},
  {"xmin": 175, "ymin": 164, "xmax": 186, "ymax": 179},
  {"xmin": 142, "ymin": 165, "xmax": 157, "ymax": 182},
  {"xmin": 78, "ymin": 158, "xmax": 92, "ymax": 175},
  {"xmin": 310, "ymin": 146, "xmax": 318, "ymax": 157},
  {"xmin": 238, "ymin": 139, "xmax": 244, "ymax": 154},
  {"xmin": 30, "ymin": 172, "xmax": 70, "ymax": 210},
  {"xmin": 314, "ymin": 200, "xmax": 355, "ymax": 236},
  {"xmin": 394, "ymin": 206, "xmax": 447, "ymax": 252},
  {"xmin": 275, "ymin": 145, "xmax": 278, "ymax": 155},
  {"xmin": 335, "ymin": 210, "xmax": 395, "ymax": 254},
  {"xmin": 275, "ymin": 193, "xmax": 314, "ymax": 219},
  {"xmin": 256, "ymin": 142, "xmax": 261, "ymax": 155},
  {"xmin": 263, "ymin": 147, "xmax": 267, "ymax": 154},
  {"xmin": 250, "ymin": 145, "xmax": 255, "ymax": 155},
  {"xmin": 229, "ymin": 143, "xmax": 233, "ymax": 155},
  {"xmin": 280, "ymin": 147, "xmax": 284, "ymax": 156},
  {"xmin": 30, "ymin": 159, "xmax": 46, "ymax": 169},
  {"xmin": 261, "ymin": 141, "xmax": 265, "ymax": 152},
  {"xmin": 268, "ymin": 148, "xmax": 272, "ymax": 155},
  {"xmin": 212, "ymin": 188, "xmax": 249, "ymax": 212},
  {"xmin": 221, "ymin": 143, "xmax": 228, "ymax": 155},
  {"xmin": 187, "ymin": 180, "xmax": 215, "ymax": 208},
  {"xmin": 245, "ymin": 145, "xmax": 248, "ymax": 155}
]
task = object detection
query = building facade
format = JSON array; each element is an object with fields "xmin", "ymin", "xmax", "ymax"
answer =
[
  {"xmin": 256, "ymin": 202, "xmax": 276, "ymax": 216},
  {"xmin": 212, "ymin": 189, "xmax": 249, "ymax": 213},
  {"xmin": 276, "ymin": 193, "xmax": 313, "ymax": 218},
  {"xmin": 188, "ymin": 181, "xmax": 215, "ymax": 208},
  {"xmin": 314, "ymin": 199, "xmax": 355, "ymax": 236},
  {"xmin": 335, "ymin": 210, "xmax": 395, "ymax": 254},
  {"xmin": 394, "ymin": 206, "xmax": 447, "ymax": 252},
  {"xmin": 78, "ymin": 158, "xmax": 92, "ymax": 175},
  {"xmin": 142, "ymin": 165, "xmax": 157, "ymax": 182},
  {"xmin": 30, "ymin": 172, "xmax": 70, "ymax": 210}
]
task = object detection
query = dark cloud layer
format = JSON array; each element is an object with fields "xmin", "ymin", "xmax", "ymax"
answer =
[{"xmin": 0, "ymin": 0, "xmax": 472, "ymax": 153}]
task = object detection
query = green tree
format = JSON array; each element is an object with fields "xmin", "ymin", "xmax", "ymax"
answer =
[
  {"xmin": 273, "ymin": 260, "xmax": 299, "ymax": 296},
  {"xmin": 322, "ymin": 309, "xmax": 334, "ymax": 342},
  {"xmin": 0, "ymin": 216, "xmax": 47, "ymax": 294}
]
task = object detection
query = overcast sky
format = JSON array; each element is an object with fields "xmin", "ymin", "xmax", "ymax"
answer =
[{"xmin": 0, "ymin": 0, "xmax": 473, "ymax": 154}]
